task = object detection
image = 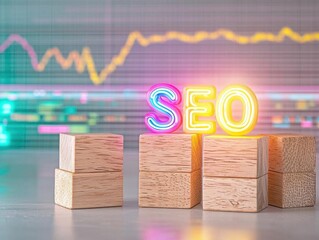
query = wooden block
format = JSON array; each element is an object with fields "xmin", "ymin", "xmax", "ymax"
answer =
[
  {"xmin": 203, "ymin": 175, "xmax": 268, "ymax": 212},
  {"xmin": 203, "ymin": 135, "xmax": 268, "ymax": 178},
  {"xmin": 268, "ymin": 171, "xmax": 316, "ymax": 208},
  {"xmin": 55, "ymin": 169, "xmax": 123, "ymax": 209},
  {"xmin": 139, "ymin": 133, "xmax": 201, "ymax": 172},
  {"xmin": 139, "ymin": 170, "xmax": 201, "ymax": 208},
  {"xmin": 268, "ymin": 134, "xmax": 316, "ymax": 173},
  {"xmin": 59, "ymin": 133, "xmax": 123, "ymax": 173}
]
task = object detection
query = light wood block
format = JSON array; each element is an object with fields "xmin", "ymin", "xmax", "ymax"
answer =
[
  {"xmin": 203, "ymin": 175, "xmax": 268, "ymax": 212},
  {"xmin": 203, "ymin": 135, "xmax": 268, "ymax": 178},
  {"xmin": 268, "ymin": 171, "xmax": 316, "ymax": 208},
  {"xmin": 55, "ymin": 169, "xmax": 123, "ymax": 209},
  {"xmin": 139, "ymin": 170, "xmax": 201, "ymax": 208},
  {"xmin": 268, "ymin": 134, "xmax": 316, "ymax": 173},
  {"xmin": 59, "ymin": 133, "xmax": 123, "ymax": 173},
  {"xmin": 139, "ymin": 133, "xmax": 202, "ymax": 172}
]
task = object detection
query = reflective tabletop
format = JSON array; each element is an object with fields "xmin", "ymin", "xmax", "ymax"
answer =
[{"xmin": 0, "ymin": 149, "xmax": 318, "ymax": 240}]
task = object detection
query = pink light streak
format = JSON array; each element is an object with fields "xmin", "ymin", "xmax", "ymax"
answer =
[
  {"xmin": 301, "ymin": 120, "xmax": 313, "ymax": 128},
  {"xmin": 38, "ymin": 125, "xmax": 70, "ymax": 134},
  {"xmin": 80, "ymin": 92, "xmax": 88, "ymax": 104}
]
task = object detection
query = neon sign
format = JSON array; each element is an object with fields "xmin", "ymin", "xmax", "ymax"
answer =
[
  {"xmin": 145, "ymin": 83, "xmax": 258, "ymax": 136},
  {"xmin": 145, "ymin": 84, "xmax": 182, "ymax": 133}
]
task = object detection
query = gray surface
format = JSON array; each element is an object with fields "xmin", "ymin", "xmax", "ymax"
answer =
[{"xmin": 0, "ymin": 149, "xmax": 318, "ymax": 240}]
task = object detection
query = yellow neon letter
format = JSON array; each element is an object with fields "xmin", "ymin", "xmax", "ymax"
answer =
[
  {"xmin": 183, "ymin": 86, "xmax": 216, "ymax": 134},
  {"xmin": 216, "ymin": 85, "xmax": 258, "ymax": 136}
]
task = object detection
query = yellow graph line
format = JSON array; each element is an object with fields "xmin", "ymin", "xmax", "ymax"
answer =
[{"xmin": 35, "ymin": 27, "xmax": 319, "ymax": 85}]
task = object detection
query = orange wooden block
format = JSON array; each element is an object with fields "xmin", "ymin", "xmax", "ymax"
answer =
[
  {"xmin": 139, "ymin": 133, "xmax": 202, "ymax": 172},
  {"xmin": 203, "ymin": 135, "xmax": 268, "ymax": 178},
  {"xmin": 268, "ymin": 171, "xmax": 316, "ymax": 208},
  {"xmin": 203, "ymin": 175, "xmax": 268, "ymax": 212},
  {"xmin": 268, "ymin": 134, "xmax": 316, "ymax": 173},
  {"xmin": 55, "ymin": 169, "xmax": 123, "ymax": 209},
  {"xmin": 139, "ymin": 170, "xmax": 201, "ymax": 208},
  {"xmin": 59, "ymin": 133, "xmax": 123, "ymax": 173}
]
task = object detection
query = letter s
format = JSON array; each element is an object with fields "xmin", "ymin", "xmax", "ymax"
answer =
[{"xmin": 145, "ymin": 83, "xmax": 182, "ymax": 133}]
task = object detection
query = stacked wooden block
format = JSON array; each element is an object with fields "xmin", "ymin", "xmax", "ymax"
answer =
[
  {"xmin": 55, "ymin": 133, "xmax": 123, "ymax": 209},
  {"xmin": 268, "ymin": 134, "xmax": 316, "ymax": 208},
  {"xmin": 203, "ymin": 135, "xmax": 269, "ymax": 212},
  {"xmin": 139, "ymin": 133, "xmax": 202, "ymax": 208}
]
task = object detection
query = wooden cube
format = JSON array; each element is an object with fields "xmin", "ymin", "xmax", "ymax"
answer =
[
  {"xmin": 203, "ymin": 175, "xmax": 268, "ymax": 212},
  {"xmin": 139, "ymin": 133, "xmax": 201, "ymax": 172},
  {"xmin": 268, "ymin": 171, "xmax": 316, "ymax": 208},
  {"xmin": 55, "ymin": 169, "xmax": 123, "ymax": 209},
  {"xmin": 139, "ymin": 170, "xmax": 201, "ymax": 208},
  {"xmin": 203, "ymin": 135, "xmax": 268, "ymax": 178},
  {"xmin": 268, "ymin": 134, "xmax": 316, "ymax": 173},
  {"xmin": 59, "ymin": 133, "xmax": 123, "ymax": 173}
]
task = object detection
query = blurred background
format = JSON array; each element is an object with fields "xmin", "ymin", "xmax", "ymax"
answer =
[
  {"xmin": 1, "ymin": 2, "xmax": 319, "ymax": 239},
  {"xmin": 1, "ymin": 0, "xmax": 319, "ymax": 149}
]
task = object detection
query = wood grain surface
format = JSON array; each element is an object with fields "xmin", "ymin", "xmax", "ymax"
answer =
[
  {"xmin": 139, "ymin": 133, "xmax": 202, "ymax": 173},
  {"xmin": 55, "ymin": 169, "xmax": 123, "ymax": 209},
  {"xmin": 268, "ymin": 171, "xmax": 316, "ymax": 208},
  {"xmin": 203, "ymin": 135, "xmax": 268, "ymax": 178},
  {"xmin": 139, "ymin": 169, "xmax": 201, "ymax": 208},
  {"xmin": 59, "ymin": 133, "xmax": 123, "ymax": 173},
  {"xmin": 268, "ymin": 134, "xmax": 316, "ymax": 173},
  {"xmin": 203, "ymin": 175, "xmax": 268, "ymax": 212}
]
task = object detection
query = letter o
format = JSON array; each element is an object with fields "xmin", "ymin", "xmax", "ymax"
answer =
[{"xmin": 216, "ymin": 85, "xmax": 258, "ymax": 136}]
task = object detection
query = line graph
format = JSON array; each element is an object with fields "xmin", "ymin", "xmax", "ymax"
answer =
[{"xmin": 1, "ymin": 27, "xmax": 319, "ymax": 85}]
